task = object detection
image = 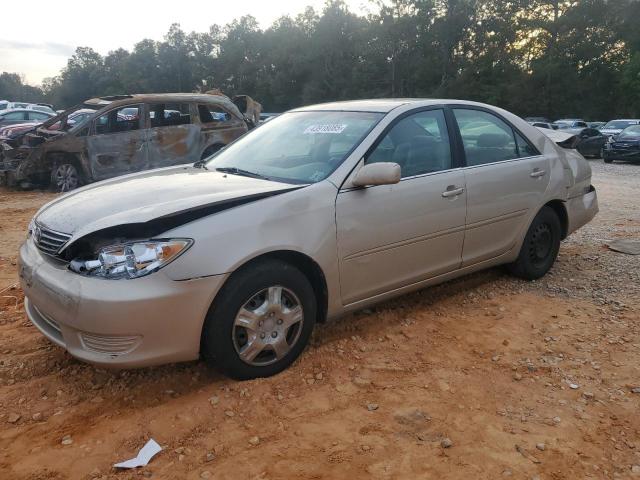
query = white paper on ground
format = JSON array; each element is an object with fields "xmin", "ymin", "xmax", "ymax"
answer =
[{"xmin": 114, "ymin": 439, "xmax": 162, "ymax": 469}]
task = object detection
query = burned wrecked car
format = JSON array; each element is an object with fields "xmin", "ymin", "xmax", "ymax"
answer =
[{"xmin": 1, "ymin": 93, "xmax": 260, "ymax": 191}]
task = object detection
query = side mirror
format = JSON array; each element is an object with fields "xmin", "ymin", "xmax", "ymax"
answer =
[{"xmin": 352, "ymin": 162, "xmax": 401, "ymax": 187}]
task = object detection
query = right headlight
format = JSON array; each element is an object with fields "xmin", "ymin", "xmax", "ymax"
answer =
[{"xmin": 69, "ymin": 239, "xmax": 193, "ymax": 279}]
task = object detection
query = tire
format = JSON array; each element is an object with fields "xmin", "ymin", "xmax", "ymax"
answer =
[
  {"xmin": 201, "ymin": 259, "xmax": 317, "ymax": 380},
  {"xmin": 50, "ymin": 161, "xmax": 82, "ymax": 192},
  {"xmin": 603, "ymin": 156, "xmax": 613, "ymax": 164},
  {"xmin": 508, "ymin": 206, "xmax": 561, "ymax": 280}
]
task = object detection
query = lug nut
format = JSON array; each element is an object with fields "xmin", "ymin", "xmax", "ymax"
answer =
[
  {"xmin": 260, "ymin": 333, "xmax": 266, "ymax": 339},
  {"xmin": 258, "ymin": 320, "xmax": 263, "ymax": 327},
  {"xmin": 271, "ymin": 331, "xmax": 277, "ymax": 338},
  {"xmin": 277, "ymin": 319, "xmax": 283, "ymax": 325}
]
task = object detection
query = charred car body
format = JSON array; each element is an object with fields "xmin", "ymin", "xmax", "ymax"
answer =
[{"xmin": 1, "ymin": 93, "xmax": 261, "ymax": 191}]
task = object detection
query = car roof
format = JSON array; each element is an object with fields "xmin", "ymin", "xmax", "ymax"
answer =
[
  {"xmin": 84, "ymin": 93, "xmax": 236, "ymax": 107},
  {"xmin": 0, "ymin": 108, "xmax": 33, "ymax": 114},
  {"xmin": 292, "ymin": 98, "xmax": 499, "ymax": 113}
]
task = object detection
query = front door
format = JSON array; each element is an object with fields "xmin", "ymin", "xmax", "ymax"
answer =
[
  {"xmin": 336, "ymin": 108, "xmax": 467, "ymax": 305},
  {"xmin": 87, "ymin": 104, "xmax": 148, "ymax": 181},
  {"xmin": 451, "ymin": 107, "xmax": 551, "ymax": 266}
]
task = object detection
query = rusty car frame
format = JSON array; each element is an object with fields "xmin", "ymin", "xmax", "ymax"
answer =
[{"xmin": 0, "ymin": 93, "xmax": 261, "ymax": 191}]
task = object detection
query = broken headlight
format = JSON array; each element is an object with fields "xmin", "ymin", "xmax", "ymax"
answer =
[{"xmin": 69, "ymin": 239, "xmax": 192, "ymax": 279}]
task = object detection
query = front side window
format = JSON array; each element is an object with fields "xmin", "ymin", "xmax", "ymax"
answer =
[
  {"xmin": 454, "ymin": 109, "xmax": 537, "ymax": 166},
  {"xmin": 149, "ymin": 103, "xmax": 191, "ymax": 127},
  {"xmin": 94, "ymin": 105, "xmax": 142, "ymax": 135},
  {"xmin": 206, "ymin": 111, "xmax": 383, "ymax": 184},
  {"xmin": 366, "ymin": 109, "xmax": 452, "ymax": 177}
]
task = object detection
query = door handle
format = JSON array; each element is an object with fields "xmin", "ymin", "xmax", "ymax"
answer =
[
  {"xmin": 442, "ymin": 186, "xmax": 464, "ymax": 198},
  {"xmin": 530, "ymin": 169, "xmax": 546, "ymax": 178}
]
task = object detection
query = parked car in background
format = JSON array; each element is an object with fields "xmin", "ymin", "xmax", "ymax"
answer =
[
  {"xmin": 531, "ymin": 122, "xmax": 558, "ymax": 130},
  {"xmin": 19, "ymin": 99, "xmax": 598, "ymax": 379},
  {"xmin": 554, "ymin": 119, "xmax": 588, "ymax": 129},
  {"xmin": 588, "ymin": 121, "xmax": 605, "ymax": 129},
  {"xmin": 0, "ymin": 100, "xmax": 9, "ymax": 111},
  {"xmin": 0, "ymin": 109, "xmax": 55, "ymax": 127},
  {"xmin": 26, "ymin": 104, "xmax": 56, "ymax": 115},
  {"xmin": 574, "ymin": 128, "xmax": 608, "ymax": 158},
  {"xmin": 0, "ymin": 122, "xmax": 40, "ymax": 147},
  {"xmin": 0, "ymin": 109, "xmax": 94, "ymax": 148},
  {"xmin": 600, "ymin": 119, "xmax": 640, "ymax": 138},
  {"xmin": 533, "ymin": 125, "xmax": 607, "ymax": 158},
  {"xmin": 603, "ymin": 125, "xmax": 640, "ymax": 163},
  {"xmin": 1, "ymin": 93, "xmax": 260, "ymax": 191},
  {"xmin": 524, "ymin": 116, "xmax": 551, "ymax": 123}
]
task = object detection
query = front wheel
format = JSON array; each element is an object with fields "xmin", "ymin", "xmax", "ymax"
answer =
[
  {"xmin": 201, "ymin": 259, "xmax": 317, "ymax": 380},
  {"xmin": 50, "ymin": 162, "xmax": 81, "ymax": 192},
  {"xmin": 508, "ymin": 206, "xmax": 561, "ymax": 280}
]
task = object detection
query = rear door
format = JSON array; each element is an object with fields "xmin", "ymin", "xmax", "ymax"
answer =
[
  {"xmin": 452, "ymin": 107, "xmax": 550, "ymax": 267},
  {"xmin": 146, "ymin": 102, "xmax": 201, "ymax": 167},
  {"xmin": 87, "ymin": 104, "xmax": 148, "ymax": 180},
  {"xmin": 336, "ymin": 108, "xmax": 466, "ymax": 304}
]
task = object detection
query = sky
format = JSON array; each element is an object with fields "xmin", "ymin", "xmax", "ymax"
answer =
[{"xmin": 0, "ymin": 0, "xmax": 370, "ymax": 86}]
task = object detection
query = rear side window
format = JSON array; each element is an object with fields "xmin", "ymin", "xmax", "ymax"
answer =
[
  {"xmin": 149, "ymin": 103, "xmax": 191, "ymax": 127},
  {"xmin": 95, "ymin": 105, "xmax": 142, "ymax": 135},
  {"xmin": 454, "ymin": 109, "xmax": 537, "ymax": 166},
  {"xmin": 199, "ymin": 104, "xmax": 232, "ymax": 124},
  {"xmin": 3, "ymin": 111, "xmax": 26, "ymax": 120}
]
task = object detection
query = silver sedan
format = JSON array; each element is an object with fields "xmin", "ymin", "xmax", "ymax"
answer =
[{"xmin": 19, "ymin": 99, "xmax": 598, "ymax": 379}]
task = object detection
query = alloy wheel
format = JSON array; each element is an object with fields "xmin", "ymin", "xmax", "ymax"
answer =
[
  {"xmin": 232, "ymin": 286, "xmax": 304, "ymax": 366},
  {"xmin": 52, "ymin": 164, "xmax": 79, "ymax": 192}
]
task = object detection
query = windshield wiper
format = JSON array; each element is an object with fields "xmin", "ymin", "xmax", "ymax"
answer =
[
  {"xmin": 215, "ymin": 167, "xmax": 270, "ymax": 180},
  {"xmin": 193, "ymin": 159, "xmax": 208, "ymax": 169}
]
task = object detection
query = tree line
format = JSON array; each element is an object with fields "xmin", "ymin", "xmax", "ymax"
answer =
[{"xmin": 2, "ymin": 0, "xmax": 640, "ymax": 120}]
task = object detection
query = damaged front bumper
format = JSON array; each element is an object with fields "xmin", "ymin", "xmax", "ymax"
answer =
[{"xmin": 19, "ymin": 238, "xmax": 228, "ymax": 368}]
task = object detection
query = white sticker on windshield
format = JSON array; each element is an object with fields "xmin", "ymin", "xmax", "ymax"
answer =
[{"xmin": 304, "ymin": 124, "xmax": 347, "ymax": 134}]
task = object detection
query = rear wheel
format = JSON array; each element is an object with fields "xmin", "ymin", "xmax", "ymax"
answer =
[
  {"xmin": 603, "ymin": 155, "xmax": 613, "ymax": 164},
  {"xmin": 508, "ymin": 206, "xmax": 561, "ymax": 280},
  {"xmin": 201, "ymin": 259, "xmax": 316, "ymax": 380}
]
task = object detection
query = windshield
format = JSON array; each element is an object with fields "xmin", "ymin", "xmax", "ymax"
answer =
[
  {"xmin": 618, "ymin": 126, "xmax": 640, "ymax": 138},
  {"xmin": 43, "ymin": 104, "xmax": 101, "ymax": 132},
  {"xmin": 205, "ymin": 111, "xmax": 384, "ymax": 183},
  {"xmin": 604, "ymin": 120, "xmax": 637, "ymax": 130}
]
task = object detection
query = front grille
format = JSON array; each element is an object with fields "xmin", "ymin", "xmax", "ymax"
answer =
[
  {"xmin": 79, "ymin": 332, "xmax": 142, "ymax": 356},
  {"xmin": 34, "ymin": 224, "xmax": 71, "ymax": 256}
]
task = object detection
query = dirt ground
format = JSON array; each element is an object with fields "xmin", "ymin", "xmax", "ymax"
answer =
[{"xmin": 0, "ymin": 160, "xmax": 639, "ymax": 480}]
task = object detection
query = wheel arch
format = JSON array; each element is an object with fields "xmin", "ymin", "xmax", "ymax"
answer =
[
  {"xmin": 211, "ymin": 249, "xmax": 329, "ymax": 324},
  {"xmin": 544, "ymin": 199, "xmax": 569, "ymax": 240}
]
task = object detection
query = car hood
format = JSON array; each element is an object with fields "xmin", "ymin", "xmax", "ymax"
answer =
[{"xmin": 36, "ymin": 165, "xmax": 300, "ymax": 242}]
